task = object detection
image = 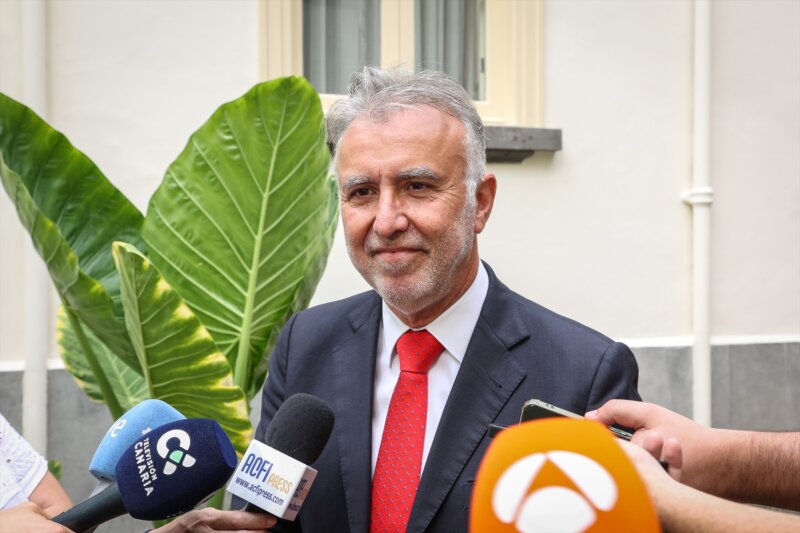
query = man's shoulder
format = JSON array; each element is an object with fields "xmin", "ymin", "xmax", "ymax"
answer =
[
  {"xmin": 486, "ymin": 272, "xmax": 640, "ymax": 404},
  {"xmin": 512, "ymin": 289, "xmax": 612, "ymax": 344},
  {"xmin": 486, "ymin": 269, "xmax": 615, "ymax": 350},
  {"xmin": 271, "ymin": 291, "xmax": 381, "ymax": 359},
  {"xmin": 290, "ymin": 290, "xmax": 381, "ymax": 329}
]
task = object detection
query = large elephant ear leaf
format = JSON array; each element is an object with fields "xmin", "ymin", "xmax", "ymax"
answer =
[
  {"xmin": 112, "ymin": 242, "xmax": 252, "ymax": 454},
  {"xmin": 142, "ymin": 76, "xmax": 338, "ymax": 398},
  {"xmin": 0, "ymin": 92, "xmax": 143, "ymax": 369},
  {"xmin": 57, "ymin": 306, "xmax": 148, "ymax": 411}
]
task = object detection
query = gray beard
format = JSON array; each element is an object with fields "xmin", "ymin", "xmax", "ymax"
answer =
[{"xmin": 348, "ymin": 203, "xmax": 476, "ymax": 317}]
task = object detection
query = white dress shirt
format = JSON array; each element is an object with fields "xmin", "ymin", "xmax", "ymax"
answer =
[{"xmin": 371, "ymin": 262, "xmax": 489, "ymax": 476}]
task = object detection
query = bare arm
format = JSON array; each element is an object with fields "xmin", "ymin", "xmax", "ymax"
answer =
[
  {"xmin": 619, "ymin": 440, "xmax": 800, "ymax": 533},
  {"xmin": 0, "ymin": 502, "xmax": 73, "ymax": 533},
  {"xmin": 28, "ymin": 471, "xmax": 72, "ymax": 516},
  {"xmin": 589, "ymin": 400, "xmax": 800, "ymax": 511},
  {"xmin": 712, "ymin": 430, "xmax": 800, "ymax": 511}
]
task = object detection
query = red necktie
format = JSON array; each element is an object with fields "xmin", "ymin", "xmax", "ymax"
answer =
[{"xmin": 371, "ymin": 329, "xmax": 445, "ymax": 533}]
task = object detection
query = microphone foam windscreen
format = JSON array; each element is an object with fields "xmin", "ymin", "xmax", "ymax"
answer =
[
  {"xmin": 90, "ymin": 399, "xmax": 185, "ymax": 481},
  {"xmin": 115, "ymin": 418, "xmax": 237, "ymax": 520},
  {"xmin": 263, "ymin": 393, "xmax": 335, "ymax": 465}
]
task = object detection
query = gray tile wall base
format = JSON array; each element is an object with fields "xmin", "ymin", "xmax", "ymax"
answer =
[
  {"xmin": 0, "ymin": 340, "xmax": 797, "ymax": 530},
  {"xmin": 630, "ymin": 346, "xmax": 693, "ymax": 417},
  {"xmin": 710, "ymin": 342, "xmax": 800, "ymax": 430},
  {"xmin": 632, "ymin": 342, "xmax": 800, "ymax": 431}
]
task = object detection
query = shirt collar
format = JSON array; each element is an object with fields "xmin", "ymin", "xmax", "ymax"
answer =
[{"xmin": 381, "ymin": 262, "xmax": 489, "ymax": 364}]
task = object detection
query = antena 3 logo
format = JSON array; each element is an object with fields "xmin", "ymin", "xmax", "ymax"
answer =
[
  {"xmin": 470, "ymin": 419, "xmax": 660, "ymax": 533},
  {"xmin": 156, "ymin": 429, "xmax": 197, "ymax": 475},
  {"xmin": 493, "ymin": 451, "xmax": 617, "ymax": 532}
]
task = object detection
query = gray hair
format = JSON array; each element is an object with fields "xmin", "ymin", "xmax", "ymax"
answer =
[{"xmin": 326, "ymin": 66, "xmax": 486, "ymax": 202}]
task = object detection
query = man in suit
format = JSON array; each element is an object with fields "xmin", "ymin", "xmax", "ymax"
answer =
[{"xmin": 254, "ymin": 66, "xmax": 641, "ymax": 532}]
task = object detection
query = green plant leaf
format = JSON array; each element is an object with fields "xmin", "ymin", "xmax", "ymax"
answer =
[
  {"xmin": 48, "ymin": 460, "xmax": 63, "ymax": 480},
  {"xmin": 0, "ymin": 92, "xmax": 143, "ymax": 371},
  {"xmin": 142, "ymin": 77, "xmax": 338, "ymax": 398},
  {"xmin": 112, "ymin": 242, "xmax": 252, "ymax": 454},
  {"xmin": 57, "ymin": 305, "xmax": 148, "ymax": 411}
]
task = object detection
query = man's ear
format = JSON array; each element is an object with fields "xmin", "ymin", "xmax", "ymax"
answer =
[{"xmin": 474, "ymin": 173, "xmax": 497, "ymax": 234}]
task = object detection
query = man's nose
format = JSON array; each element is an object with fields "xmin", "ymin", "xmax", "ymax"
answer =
[{"xmin": 373, "ymin": 194, "xmax": 409, "ymax": 238}]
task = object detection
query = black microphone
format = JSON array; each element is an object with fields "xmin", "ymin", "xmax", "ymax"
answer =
[
  {"xmin": 262, "ymin": 393, "xmax": 336, "ymax": 464},
  {"xmin": 52, "ymin": 418, "xmax": 237, "ymax": 532},
  {"xmin": 227, "ymin": 393, "xmax": 335, "ymax": 520}
]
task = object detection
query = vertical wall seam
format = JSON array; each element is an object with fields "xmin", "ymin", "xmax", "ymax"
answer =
[{"xmin": 21, "ymin": 0, "xmax": 50, "ymax": 455}]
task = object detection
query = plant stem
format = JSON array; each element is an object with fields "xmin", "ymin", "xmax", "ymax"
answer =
[
  {"xmin": 64, "ymin": 307, "xmax": 124, "ymax": 419},
  {"xmin": 206, "ymin": 488, "xmax": 226, "ymax": 510}
]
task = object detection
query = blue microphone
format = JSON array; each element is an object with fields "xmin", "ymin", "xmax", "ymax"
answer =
[
  {"xmin": 89, "ymin": 399, "xmax": 185, "ymax": 481},
  {"xmin": 52, "ymin": 418, "xmax": 237, "ymax": 532}
]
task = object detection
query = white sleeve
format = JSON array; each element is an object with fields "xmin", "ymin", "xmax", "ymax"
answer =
[{"xmin": 0, "ymin": 413, "xmax": 48, "ymax": 511}]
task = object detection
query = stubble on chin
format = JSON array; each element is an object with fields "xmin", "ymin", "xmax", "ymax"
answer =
[
  {"xmin": 346, "ymin": 245, "xmax": 431, "ymax": 312},
  {"xmin": 350, "ymin": 227, "xmax": 474, "ymax": 316},
  {"xmin": 346, "ymin": 199, "xmax": 478, "ymax": 316},
  {"xmin": 368, "ymin": 260, "xmax": 440, "ymax": 314}
]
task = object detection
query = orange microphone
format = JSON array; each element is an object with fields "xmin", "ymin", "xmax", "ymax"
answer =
[{"xmin": 470, "ymin": 418, "xmax": 660, "ymax": 533}]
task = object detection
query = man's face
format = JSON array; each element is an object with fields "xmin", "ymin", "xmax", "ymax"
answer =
[{"xmin": 336, "ymin": 106, "xmax": 494, "ymax": 326}]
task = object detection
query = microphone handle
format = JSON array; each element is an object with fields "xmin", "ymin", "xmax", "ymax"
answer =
[
  {"xmin": 242, "ymin": 502, "xmax": 283, "ymax": 526},
  {"xmin": 52, "ymin": 484, "xmax": 126, "ymax": 533},
  {"xmin": 244, "ymin": 502, "xmax": 265, "ymax": 513}
]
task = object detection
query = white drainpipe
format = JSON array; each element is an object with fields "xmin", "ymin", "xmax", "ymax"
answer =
[
  {"xmin": 682, "ymin": 0, "xmax": 714, "ymax": 426},
  {"xmin": 21, "ymin": 0, "xmax": 50, "ymax": 455}
]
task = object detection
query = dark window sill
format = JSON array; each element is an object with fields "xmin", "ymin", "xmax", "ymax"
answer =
[{"xmin": 485, "ymin": 126, "xmax": 562, "ymax": 163}]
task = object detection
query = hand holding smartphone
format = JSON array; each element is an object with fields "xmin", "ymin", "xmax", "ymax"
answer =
[{"xmin": 520, "ymin": 399, "xmax": 634, "ymax": 441}]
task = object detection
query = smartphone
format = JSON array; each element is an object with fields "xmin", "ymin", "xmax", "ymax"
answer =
[{"xmin": 520, "ymin": 399, "xmax": 633, "ymax": 441}]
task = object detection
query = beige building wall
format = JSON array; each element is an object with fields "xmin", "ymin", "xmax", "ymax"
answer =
[
  {"xmin": 483, "ymin": 0, "xmax": 693, "ymax": 340},
  {"xmin": 313, "ymin": 0, "xmax": 800, "ymax": 343},
  {"xmin": 0, "ymin": 0, "xmax": 26, "ymax": 366},
  {"xmin": 0, "ymin": 0, "xmax": 797, "ymax": 397},
  {"xmin": 710, "ymin": 0, "xmax": 800, "ymax": 337},
  {"xmin": 0, "ymin": 0, "xmax": 262, "ymax": 365},
  {"xmin": 1, "ymin": 0, "xmax": 798, "ymax": 513}
]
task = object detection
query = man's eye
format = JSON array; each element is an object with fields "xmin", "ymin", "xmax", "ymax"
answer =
[
  {"xmin": 408, "ymin": 182, "xmax": 427, "ymax": 191},
  {"xmin": 352, "ymin": 188, "xmax": 372, "ymax": 197}
]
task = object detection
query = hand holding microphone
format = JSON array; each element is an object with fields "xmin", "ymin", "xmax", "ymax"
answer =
[
  {"xmin": 53, "ymin": 394, "xmax": 333, "ymax": 531},
  {"xmin": 145, "ymin": 507, "xmax": 276, "ymax": 533},
  {"xmin": 227, "ymin": 393, "xmax": 335, "ymax": 520},
  {"xmin": 52, "ymin": 417, "xmax": 238, "ymax": 532}
]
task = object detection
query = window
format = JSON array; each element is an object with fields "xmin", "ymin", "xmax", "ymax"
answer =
[
  {"xmin": 260, "ymin": 0, "xmax": 544, "ymax": 127},
  {"xmin": 302, "ymin": 0, "xmax": 381, "ymax": 95}
]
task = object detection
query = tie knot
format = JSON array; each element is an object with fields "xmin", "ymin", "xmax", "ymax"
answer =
[{"xmin": 396, "ymin": 329, "xmax": 444, "ymax": 374}]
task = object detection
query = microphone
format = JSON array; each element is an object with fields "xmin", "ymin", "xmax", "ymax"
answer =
[
  {"xmin": 89, "ymin": 399, "xmax": 185, "ymax": 483},
  {"xmin": 227, "ymin": 393, "xmax": 335, "ymax": 520},
  {"xmin": 53, "ymin": 418, "xmax": 237, "ymax": 532},
  {"xmin": 469, "ymin": 418, "xmax": 659, "ymax": 533}
]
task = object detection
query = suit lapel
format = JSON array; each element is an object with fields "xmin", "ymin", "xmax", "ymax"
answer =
[
  {"xmin": 331, "ymin": 294, "xmax": 382, "ymax": 533},
  {"xmin": 408, "ymin": 266, "xmax": 530, "ymax": 532}
]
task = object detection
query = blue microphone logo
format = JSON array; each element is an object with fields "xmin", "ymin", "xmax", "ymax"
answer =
[
  {"xmin": 108, "ymin": 418, "xmax": 127, "ymax": 438},
  {"xmin": 156, "ymin": 429, "xmax": 197, "ymax": 475},
  {"xmin": 240, "ymin": 452, "xmax": 274, "ymax": 483}
]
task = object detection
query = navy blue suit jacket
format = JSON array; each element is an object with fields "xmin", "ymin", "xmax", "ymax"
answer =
[{"xmin": 255, "ymin": 264, "xmax": 640, "ymax": 532}]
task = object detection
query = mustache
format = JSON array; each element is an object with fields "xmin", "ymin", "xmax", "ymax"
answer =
[{"xmin": 365, "ymin": 232, "xmax": 428, "ymax": 255}]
